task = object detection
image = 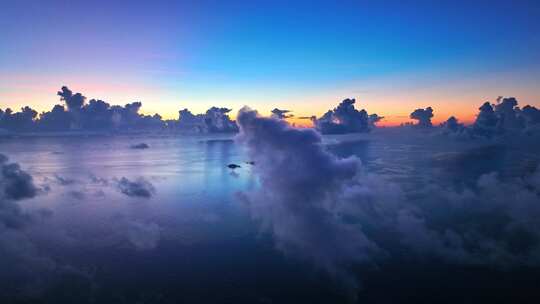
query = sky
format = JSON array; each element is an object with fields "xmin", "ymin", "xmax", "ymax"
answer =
[{"xmin": 1, "ymin": 0, "xmax": 539, "ymax": 125}]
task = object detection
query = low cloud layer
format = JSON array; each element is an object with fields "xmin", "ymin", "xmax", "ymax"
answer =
[
  {"xmin": 236, "ymin": 108, "xmax": 540, "ymax": 292},
  {"xmin": 0, "ymin": 154, "xmax": 57, "ymax": 295}
]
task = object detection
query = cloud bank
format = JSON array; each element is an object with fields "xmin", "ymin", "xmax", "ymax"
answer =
[
  {"xmin": 175, "ymin": 107, "xmax": 238, "ymax": 133},
  {"xmin": 1, "ymin": 86, "xmax": 238, "ymax": 134},
  {"xmin": 236, "ymin": 108, "xmax": 540, "ymax": 292},
  {"xmin": 433, "ymin": 97, "xmax": 540, "ymax": 138}
]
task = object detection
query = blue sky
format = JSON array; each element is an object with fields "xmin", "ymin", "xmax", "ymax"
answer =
[{"xmin": 1, "ymin": 0, "xmax": 539, "ymax": 124}]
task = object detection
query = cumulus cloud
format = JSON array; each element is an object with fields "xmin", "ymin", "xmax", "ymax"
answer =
[
  {"xmin": 2, "ymin": 86, "xmax": 168, "ymax": 133},
  {"xmin": 236, "ymin": 107, "xmax": 379, "ymax": 287},
  {"xmin": 368, "ymin": 113, "xmax": 383, "ymax": 127},
  {"xmin": 57, "ymin": 86, "xmax": 86, "ymax": 112},
  {"xmin": 438, "ymin": 116, "xmax": 468, "ymax": 138},
  {"xmin": 116, "ymin": 177, "xmax": 155, "ymax": 198},
  {"xmin": 175, "ymin": 107, "xmax": 238, "ymax": 133},
  {"xmin": 440, "ymin": 97, "xmax": 540, "ymax": 138},
  {"xmin": 312, "ymin": 98, "xmax": 377, "ymax": 134},
  {"xmin": 1, "ymin": 154, "xmax": 38, "ymax": 201},
  {"xmin": 410, "ymin": 107, "xmax": 434, "ymax": 127},
  {"xmin": 522, "ymin": 105, "xmax": 540, "ymax": 126},
  {"xmin": 0, "ymin": 106, "xmax": 38, "ymax": 132},
  {"xmin": 440, "ymin": 116, "xmax": 462, "ymax": 131}
]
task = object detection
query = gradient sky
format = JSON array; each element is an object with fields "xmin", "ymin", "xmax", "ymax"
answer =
[{"xmin": 1, "ymin": 0, "xmax": 539, "ymax": 125}]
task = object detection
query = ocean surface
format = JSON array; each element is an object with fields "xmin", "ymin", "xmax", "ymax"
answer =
[{"xmin": 1, "ymin": 130, "xmax": 539, "ymax": 303}]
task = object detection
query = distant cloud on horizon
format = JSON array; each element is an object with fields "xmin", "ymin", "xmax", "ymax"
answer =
[{"xmin": 1, "ymin": 87, "xmax": 540, "ymax": 139}]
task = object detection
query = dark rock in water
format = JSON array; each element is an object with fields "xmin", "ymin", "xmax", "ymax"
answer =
[
  {"xmin": 227, "ymin": 164, "xmax": 241, "ymax": 169},
  {"xmin": 245, "ymin": 161, "xmax": 255, "ymax": 165},
  {"xmin": 131, "ymin": 143, "xmax": 149, "ymax": 149}
]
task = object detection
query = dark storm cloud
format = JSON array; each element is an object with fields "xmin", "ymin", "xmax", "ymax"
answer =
[
  {"xmin": 409, "ymin": 107, "xmax": 434, "ymax": 127},
  {"xmin": 116, "ymin": 177, "xmax": 155, "ymax": 198},
  {"xmin": 312, "ymin": 98, "xmax": 377, "ymax": 134},
  {"xmin": 270, "ymin": 108, "xmax": 293, "ymax": 120}
]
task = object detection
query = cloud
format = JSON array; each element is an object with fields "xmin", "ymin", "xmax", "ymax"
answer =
[
  {"xmin": 437, "ymin": 116, "xmax": 469, "ymax": 138},
  {"xmin": 441, "ymin": 116, "xmax": 463, "ymax": 132},
  {"xmin": 522, "ymin": 105, "xmax": 540, "ymax": 127},
  {"xmin": 235, "ymin": 108, "xmax": 540, "ymax": 293},
  {"xmin": 271, "ymin": 108, "xmax": 293, "ymax": 120},
  {"xmin": 1, "ymin": 154, "xmax": 38, "ymax": 201},
  {"xmin": 130, "ymin": 143, "xmax": 149, "ymax": 149},
  {"xmin": 1, "ymin": 86, "xmax": 173, "ymax": 133},
  {"xmin": 461, "ymin": 97, "xmax": 540, "ymax": 138},
  {"xmin": 127, "ymin": 221, "xmax": 161, "ymax": 250},
  {"xmin": 368, "ymin": 113, "xmax": 383, "ymax": 127},
  {"xmin": 0, "ymin": 106, "xmax": 38, "ymax": 132},
  {"xmin": 312, "ymin": 98, "xmax": 376, "ymax": 134},
  {"xmin": 57, "ymin": 86, "xmax": 86, "ymax": 112},
  {"xmin": 236, "ymin": 107, "xmax": 379, "ymax": 287},
  {"xmin": 116, "ymin": 177, "xmax": 155, "ymax": 198},
  {"xmin": 53, "ymin": 174, "xmax": 77, "ymax": 186},
  {"xmin": 397, "ymin": 167, "xmax": 540, "ymax": 266},
  {"xmin": 0, "ymin": 154, "xmax": 61, "ymax": 295},
  {"xmin": 410, "ymin": 107, "xmax": 434, "ymax": 127},
  {"xmin": 175, "ymin": 107, "xmax": 239, "ymax": 133}
]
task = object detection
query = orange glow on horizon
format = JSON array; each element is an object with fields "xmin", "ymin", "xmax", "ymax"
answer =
[{"xmin": 1, "ymin": 74, "xmax": 538, "ymax": 128}]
